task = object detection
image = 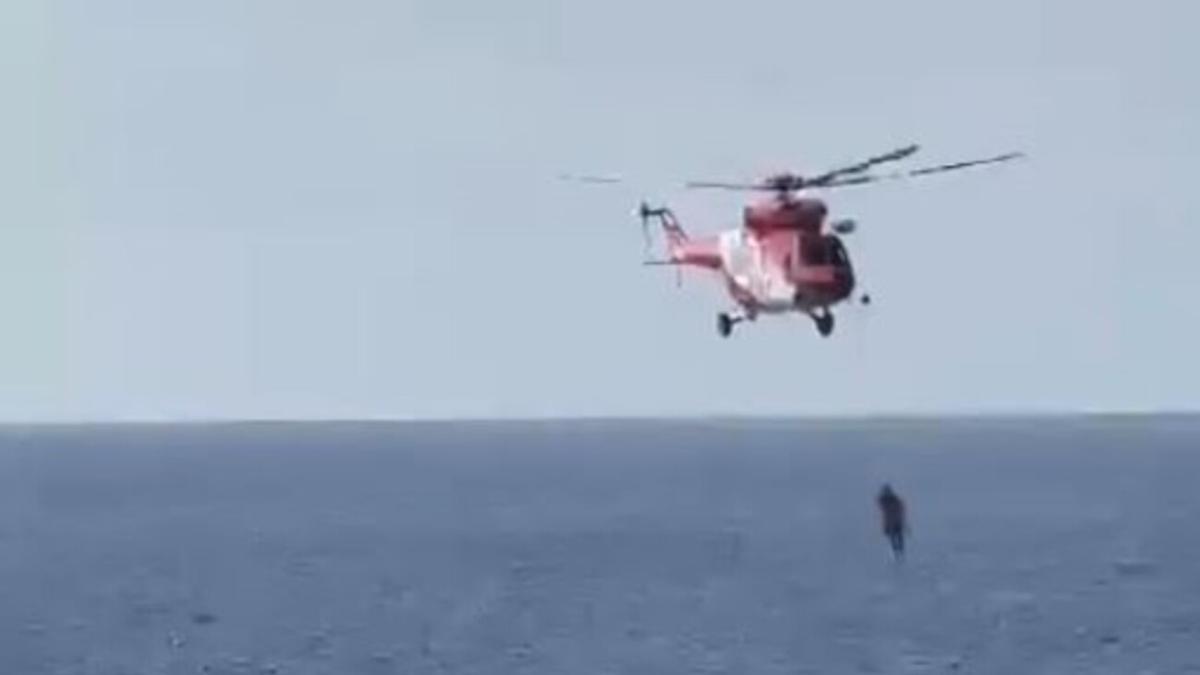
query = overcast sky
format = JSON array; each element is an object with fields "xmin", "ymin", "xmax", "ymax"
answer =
[{"xmin": 3, "ymin": 0, "xmax": 1198, "ymax": 421}]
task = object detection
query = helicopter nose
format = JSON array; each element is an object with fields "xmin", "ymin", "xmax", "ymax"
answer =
[
  {"xmin": 835, "ymin": 264, "xmax": 855, "ymax": 296},
  {"xmin": 835, "ymin": 263, "xmax": 854, "ymax": 287},
  {"xmin": 791, "ymin": 265, "xmax": 855, "ymax": 304}
]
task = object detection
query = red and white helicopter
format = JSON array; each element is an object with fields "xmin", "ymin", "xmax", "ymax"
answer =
[{"xmin": 567, "ymin": 144, "xmax": 1023, "ymax": 338}]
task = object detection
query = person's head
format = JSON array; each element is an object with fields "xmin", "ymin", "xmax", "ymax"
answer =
[{"xmin": 880, "ymin": 483, "xmax": 894, "ymax": 496}]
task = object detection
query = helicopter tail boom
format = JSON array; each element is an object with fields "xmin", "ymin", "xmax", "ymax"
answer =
[{"xmin": 638, "ymin": 202, "xmax": 721, "ymax": 270}]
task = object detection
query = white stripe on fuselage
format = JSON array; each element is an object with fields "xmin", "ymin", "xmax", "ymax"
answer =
[{"xmin": 718, "ymin": 229, "xmax": 796, "ymax": 313}]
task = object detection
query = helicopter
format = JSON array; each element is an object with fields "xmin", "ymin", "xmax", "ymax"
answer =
[{"xmin": 565, "ymin": 144, "xmax": 1023, "ymax": 338}]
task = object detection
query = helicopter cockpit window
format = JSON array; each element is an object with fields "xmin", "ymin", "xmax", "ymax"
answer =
[
  {"xmin": 801, "ymin": 238, "xmax": 830, "ymax": 265},
  {"xmin": 825, "ymin": 236, "xmax": 849, "ymax": 266},
  {"xmin": 800, "ymin": 236, "xmax": 849, "ymax": 267}
]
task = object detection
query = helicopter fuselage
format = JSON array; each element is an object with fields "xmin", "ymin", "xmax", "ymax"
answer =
[
  {"xmin": 717, "ymin": 225, "xmax": 855, "ymax": 316},
  {"xmin": 666, "ymin": 196, "xmax": 856, "ymax": 319}
]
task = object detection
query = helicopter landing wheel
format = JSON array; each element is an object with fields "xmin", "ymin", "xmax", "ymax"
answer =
[
  {"xmin": 718, "ymin": 312, "xmax": 734, "ymax": 338},
  {"xmin": 813, "ymin": 310, "xmax": 834, "ymax": 337}
]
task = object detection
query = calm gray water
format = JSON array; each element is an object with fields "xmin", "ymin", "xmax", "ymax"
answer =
[{"xmin": 2, "ymin": 417, "xmax": 1199, "ymax": 674}]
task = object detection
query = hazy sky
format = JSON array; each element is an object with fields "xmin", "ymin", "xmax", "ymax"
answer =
[{"xmin": 4, "ymin": 0, "xmax": 1198, "ymax": 421}]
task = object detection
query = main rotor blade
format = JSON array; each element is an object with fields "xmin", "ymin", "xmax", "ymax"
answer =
[
  {"xmin": 820, "ymin": 151, "xmax": 1025, "ymax": 188},
  {"xmin": 686, "ymin": 145, "xmax": 921, "ymax": 192},
  {"xmin": 684, "ymin": 180, "xmax": 771, "ymax": 191},
  {"xmin": 806, "ymin": 144, "xmax": 921, "ymax": 187},
  {"xmin": 558, "ymin": 172, "xmax": 624, "ymax": 184},
  {"xmin": 906, "ymin": 152, "xmax": 1025, "ymax": 176}
]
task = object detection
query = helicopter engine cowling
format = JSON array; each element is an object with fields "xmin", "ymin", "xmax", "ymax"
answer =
[{"xmin": 743, "ymin": 198, "xmax": 826, "ymax": 233}]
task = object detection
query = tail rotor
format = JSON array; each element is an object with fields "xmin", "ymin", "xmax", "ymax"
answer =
[
  {"xmin": 637, "ymin": 201, "xmax": 684, "ymax": 287},
  {"xmin": 637, "ymin": 201, "xmax": 654, "ymax": 260}
]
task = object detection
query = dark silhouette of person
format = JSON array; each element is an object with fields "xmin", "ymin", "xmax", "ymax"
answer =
[{"xmin": 877, "ymin": 483, "xmax": 908, "ymax": 560}]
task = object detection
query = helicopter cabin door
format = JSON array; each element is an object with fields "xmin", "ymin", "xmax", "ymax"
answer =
[{"xmin": 719, "ymin": 229, "xmax": 756, "ymax": 293}]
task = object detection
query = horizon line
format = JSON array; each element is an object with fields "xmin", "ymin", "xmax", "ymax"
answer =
[{"xmin": 2, "ymin": 408, "xmax": 1198, "ymax": 428}]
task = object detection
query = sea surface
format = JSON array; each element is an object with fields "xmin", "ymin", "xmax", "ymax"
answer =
[{"xmin": 1, "ymin": 416, "xmax": 1199, "ymax": 674}]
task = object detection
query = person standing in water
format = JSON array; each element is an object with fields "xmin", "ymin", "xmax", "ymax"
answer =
[{"xmin": 877, "ymin": 483, "xmax": 908, "ymax": 560}]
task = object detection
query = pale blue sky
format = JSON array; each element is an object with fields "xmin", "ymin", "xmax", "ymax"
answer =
[{"xmin": 3, "ymin": 0, "xmax": 1198, "ymax": 421}]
